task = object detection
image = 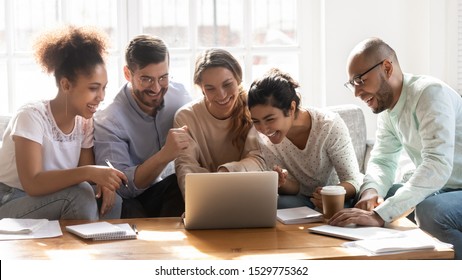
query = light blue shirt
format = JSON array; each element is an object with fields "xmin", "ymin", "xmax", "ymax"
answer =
[
  {"xmin": 93, "ymin": 82, "xmax": 192, "ymax": 199},
  {"xmin": 362, "ymin": 73, "xmax": 462, "ymax": 222}
]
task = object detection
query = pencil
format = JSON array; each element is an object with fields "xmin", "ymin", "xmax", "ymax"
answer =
[{"xmin": 104, "ymin": 159, "xmax": 129, "ymax": 188}]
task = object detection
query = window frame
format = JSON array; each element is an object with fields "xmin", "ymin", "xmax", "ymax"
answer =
[{"xmin": 1, "ymin": 0, "xmax": 313, "ymax": 115}]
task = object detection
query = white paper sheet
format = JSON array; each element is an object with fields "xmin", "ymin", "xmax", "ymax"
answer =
[{"xmin": 0, "ymin": 220, "xmax": 62, "ymax": 240}]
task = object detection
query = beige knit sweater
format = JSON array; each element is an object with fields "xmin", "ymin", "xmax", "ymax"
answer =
[{"xmin": 174, "ymin": 98, "xmax": 266, "ymax": 196}]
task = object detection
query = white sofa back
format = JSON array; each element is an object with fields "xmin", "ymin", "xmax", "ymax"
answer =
[{"xmin": 327, "ymin": 104, "xmax": 368, "ymax": 174}]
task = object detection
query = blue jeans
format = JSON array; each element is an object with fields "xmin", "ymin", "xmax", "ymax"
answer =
[
  {"xmin": 120, "ymin": 174, "xmax": 184, "ymax": 218},
  {"xmin": 415, "ymin": 188, "xmax": 462, "ymax": 260},
  {"xmin": 0, "ymin": 182, "xmax": 121, "ymax": 220},
  {"xmin": 278, "ymin": 194, "xmax": 316, "ymax": 209}
]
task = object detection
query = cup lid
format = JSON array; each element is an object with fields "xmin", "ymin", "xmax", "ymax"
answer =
[{"xmin": 320, "ymin": 185, "xmax": 346, "ymax": 195}]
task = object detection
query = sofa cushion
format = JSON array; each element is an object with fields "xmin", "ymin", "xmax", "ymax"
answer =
[{"xmin": 326, "ymin": 104, "xmax": 367, "ymax": 174}]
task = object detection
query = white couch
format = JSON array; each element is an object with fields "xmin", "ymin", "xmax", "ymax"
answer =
[{"xmin": 327, "ymin": 104, "xmax": 372, "ymax": 174}]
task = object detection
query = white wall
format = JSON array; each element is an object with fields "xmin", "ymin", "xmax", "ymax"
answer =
[{"xmin": 299, "ymin": 0, "xmax": 458, "ymax": 139}]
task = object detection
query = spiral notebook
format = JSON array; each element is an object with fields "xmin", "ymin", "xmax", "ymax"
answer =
[{"xmin": 65, "ymin": 222, "xmax": 137, "ymax": 241}]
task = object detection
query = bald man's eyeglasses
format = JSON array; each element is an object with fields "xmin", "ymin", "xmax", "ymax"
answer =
[{"xmin": 344, "ymin": 60, "xmax": 386, "ymax": 92}]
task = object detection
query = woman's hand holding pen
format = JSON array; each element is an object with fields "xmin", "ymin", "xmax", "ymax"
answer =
[{"xmin": 90, "ymin": 165, "xmax": 128, "ymax": 193}]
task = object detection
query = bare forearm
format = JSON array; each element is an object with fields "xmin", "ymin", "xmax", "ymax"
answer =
[
  {"xmin": 21, "ymin": 166, "xmax": 93, "ymax": 196},
  {"xmin": 339, "ymin": 181, "xmax": 357, "ymax": 201},
  {"xmin": 133, "ymin": 148, "xmax": 172, "ymax": 189},
  {"xmin": 279, "ymin": 177, "xmax": 300, "ymax": 195}
]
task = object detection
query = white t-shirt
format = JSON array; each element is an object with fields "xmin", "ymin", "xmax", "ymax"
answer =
[{"xmin": 0, "ymin": 100, "xmax": 93, "ymax": 190}]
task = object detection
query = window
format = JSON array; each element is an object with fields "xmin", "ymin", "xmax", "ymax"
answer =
[
  {"xmin": 0, "ymin": 0, "xmax": 121, "ymax": 115},
  {"xmin": 0, "ymin": 0, "xmax": 305, "ymax": 115},
  {"xmin": 141, "ymin": 0, "xmax": 300, "ymax": 99}
]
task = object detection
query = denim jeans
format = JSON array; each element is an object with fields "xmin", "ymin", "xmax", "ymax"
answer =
[
  {"xmin": 0, "ymin": 182, "xmax": 101, "ymax": 220},
  {"xmin": 415, "ymin": 188, "xmax": 462, "ymax": 260},
  {"xmin": 277, "ymin": 193, "xmax": 355, "ymax": 211},
  {"xmin": 277, "ymin": 194, "xmax": 316, "ymax": 209},
  {"xmin": 386, "ymin": 184, "xmax": 461, "ymax": 259},
  {"xmin": 120, "ymin": 174, "xmax": 184, "ymax": 218}
]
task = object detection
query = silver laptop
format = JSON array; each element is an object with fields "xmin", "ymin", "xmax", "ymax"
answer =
[{"xmin": 183, "ymin": 171, "xmax": 278, "ymax": 230}]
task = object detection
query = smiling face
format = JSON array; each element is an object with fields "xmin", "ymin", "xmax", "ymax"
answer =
[
  {"xmin": 348, "ymin": 57, "xmax": 395, "ymax": 114},
  {"xmin": 366, "ymin": 74, "xmax": 394, "ymax": 114},
  {"xmin": 67, "ymin": 63, "xmax": 107, "ymax": 119},
  {"xmin": 125, "ymin": 58, "xmax": 169, "ymax": 115},
  {"xmin": 200, "ymin": 67, "xmax": 240, "ymax": 119},
  {"xmin": 250, "ymin": 104, "xmax": 293, "ymax": 144}
]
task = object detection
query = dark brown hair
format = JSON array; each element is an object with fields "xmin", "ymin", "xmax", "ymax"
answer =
[
  {"xmin": 125, "ymin": 34, "xmax": 169, "ymax": 71},
  {"xmin": 248, "ymin": 68, "xmax": 301, "ymax": 117}
]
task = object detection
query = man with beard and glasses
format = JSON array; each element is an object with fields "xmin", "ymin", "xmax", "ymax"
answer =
[
  {"xmin": 329, "ymin": 37, "xmax": 462, "ymax": 259},
  {"xmin": 94, "ymin": 35, "xmax": 192, "ymax": 218}
]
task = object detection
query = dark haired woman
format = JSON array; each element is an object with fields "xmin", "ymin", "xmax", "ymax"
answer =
[
  {"xmin": 0, "ymin": 25, "xmax": 127, "ymax": 220},
  {"xmin": 248, "ymin": 68, "xmax": 362, "ymax": 210}
]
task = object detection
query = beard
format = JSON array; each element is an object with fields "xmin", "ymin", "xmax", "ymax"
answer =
[
  {"xmin": 372, "ymin": 77, "xmax": 394, "ymax": 114},
  {"xmin": 133, "ymin": 87, "xmax": 166, "ymax": 112}
]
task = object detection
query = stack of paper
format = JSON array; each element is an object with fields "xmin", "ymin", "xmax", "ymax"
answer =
[
  {"xmin": 65, "ymin": 222, "xmax": 137, "ymax": 241},
  {"xmin": 309, "ymin": 224, "xmax": 453, "ymax": 255},
  {"xmin": 345, "ymin": 229, "xmax": 437, "ymax": 254},
  {"xmin": 0, "ymin": 218, "xmax": 49, "ymax": 234},
  {"xmin": 277, "ymin": 206, "xmax": 323, "ymax": 224},
  {"xmin": 343, "ymin": 228, "xmax": 455, "ymax": 255},
  {"xmin": 0, "ymin": 218, "xmax": 62, "ymax": 240},
  {"xmin": 308, "ymin": 224, "xmax": 403, "ymax": 240}
]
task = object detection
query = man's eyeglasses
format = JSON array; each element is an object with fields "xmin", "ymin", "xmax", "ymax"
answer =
[
  {"xmin": 344, "ymin": 59, "xmax": 386, "ymax": 92},
  {"xmin": 130, "ymin": 70, "xmax": 170, "ymax": 88}
]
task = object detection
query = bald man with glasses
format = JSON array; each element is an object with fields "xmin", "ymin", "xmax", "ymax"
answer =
[{"xmin": 330, "ymin": 37, "xmax": 462, "ymax": 259}]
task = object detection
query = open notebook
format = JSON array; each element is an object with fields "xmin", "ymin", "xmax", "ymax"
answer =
[{"xmin": 66, "ymin": 222, "xmax": 137, "ymax": 241}]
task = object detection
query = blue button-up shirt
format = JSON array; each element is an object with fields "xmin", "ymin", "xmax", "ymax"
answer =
[{"xmin": 93, "ymin": 82, "xmax": 192, "ymax": 198}]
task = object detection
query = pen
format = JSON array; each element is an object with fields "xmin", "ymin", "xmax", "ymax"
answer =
[
  {"xmin": 104, "ymin": 159, "xmax": 129, "ymax": 188},
  {"xmin": 131, "ymin": 224, "xmax": 138, "ymax": 235}
]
